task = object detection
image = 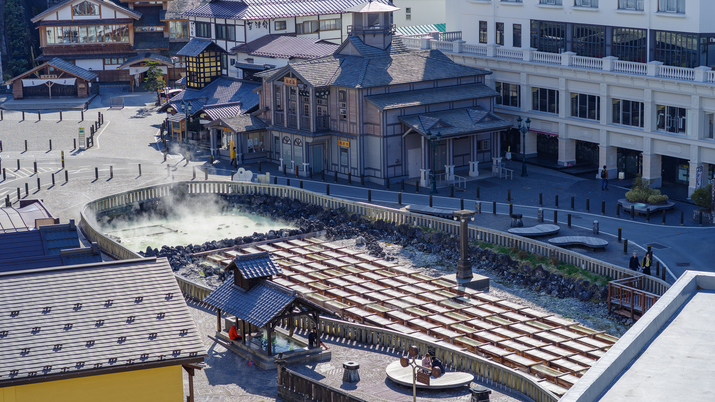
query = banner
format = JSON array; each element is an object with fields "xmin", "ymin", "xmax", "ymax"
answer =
[
  {"xmin": 22, "ymin": 78, "xmax": 76, "ymax": 87},
  {"xmin": 128, "ymin": 66, "xmax": 167, "ymax": 75}
]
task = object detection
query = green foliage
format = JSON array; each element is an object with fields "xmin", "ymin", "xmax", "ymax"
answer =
[
  {"xmin": 4, "ymin": 0, "xmax": 32, "ymax": 77},
  {"xmin": 691, "ymin": 184, "xmax": 713, "ymax": 209},
  {"xmin": 143, "ymin": 62, "xmax": 166, "ymax": 100},
  {"xmin": 625, "ymin": 175, "xmax": 668, "ymax": 204}
]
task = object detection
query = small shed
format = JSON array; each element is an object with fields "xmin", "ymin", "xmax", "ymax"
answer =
[
  {"xmin": 204, "ymin": 252, "xmax": 329, "ymax": 356},
  {"xmin": 5, "ymin": 58, "xmax": 98, "ymax": 100}
]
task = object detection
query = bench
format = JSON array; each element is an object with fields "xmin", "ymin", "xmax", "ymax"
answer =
[
  {"xmin": 547, "ymin": 236, "xmax": 608, "ymax": 250},
  {"xmin": 510, "ymin": 214, "xmax": 523, "ymax": 227},
  {"xmin": 508, "ymin": 224, "xmax": 560, "ymax": 237}
]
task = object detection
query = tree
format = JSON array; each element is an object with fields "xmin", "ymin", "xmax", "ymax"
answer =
[
  {"xmin": 143, "ymin": 62, "xmax": 166, "ymax": 104},
  {"xmin": 4, "ymin": 0, "xmax": 30, "ymax": 77}
]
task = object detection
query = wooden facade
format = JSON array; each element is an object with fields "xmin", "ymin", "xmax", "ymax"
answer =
[{"xmin": 7, "ymin": 62, "xmax": 96, "ymax": 100}]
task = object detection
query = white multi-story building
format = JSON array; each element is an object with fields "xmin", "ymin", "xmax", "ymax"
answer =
[{"xmin": 428, "ymin": 0, "xmax": 715, "ymax": 196}]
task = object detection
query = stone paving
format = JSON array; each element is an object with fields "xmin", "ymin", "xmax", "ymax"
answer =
[{"xmin": 183, "ymin": 301, "xmax": 523, "ymax": 402}]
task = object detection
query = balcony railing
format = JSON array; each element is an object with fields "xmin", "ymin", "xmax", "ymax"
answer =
[
  {"xmin": 401, "ymin": 36, "xmax": 715, "ymax": 84},
  {"xmin": 316, "ymin": 115, "xmax": 330, "ymax": 131},
  {"xmin": 273, "ymin": 112, "xmax": 284, "ymax": 126},
  {"xmin": 347, "ymin": 24, "xmax": 396, "ymax": 36}
]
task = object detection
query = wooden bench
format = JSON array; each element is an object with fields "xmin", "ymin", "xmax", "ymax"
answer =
[
  {"xmin": 548, "ymin": 236, "xmax": 608, "ymax": 250},
  {"xmin": 508, "ymin": 224, "xmax": 561, "ymax": 237}
]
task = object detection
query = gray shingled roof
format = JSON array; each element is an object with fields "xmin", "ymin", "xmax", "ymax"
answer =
[
  {"xmin": 398, "ymin": 107, "xmax": 512, "ymax": 138},
  {"xmin": 203, "ymin": 103, "xmax": 245, "ymax": 120},
  {"xmin": 365, "ymin": 83, "xmax": 498, "ymax": 110},
  {"xmin": 262, "ymin": 37, "xmax": 490, "ymax": 89},
  {"xmin": 231, "ymin": 34, "xmax": 338, "ymax": 59},
  {"xmin": 183, "ymin": 0, "xmax": 390, "ymax": 20},
  {"xmin": 0, "ymin": 221, "xmax": 84, "ymax": 264},
  {"xmin": 118, "ymin": 53, "xmax": 174, "ymax": 69},
  {"xmin": 176, "ymin": 38, "xmax": 215, "ymax": 57},
  {"xmin": 227, "ymin": 252, "xmax": 281, "ymax": 280},
  {"xmin": 204, "ymin": 278, "xmax": 295, "ymax": 328},
  {"xmin": 47, "ymin": 58, "xmax": 98, "ymax": 81},
  {"xmin": 0, "ymin": 257, "xmax": 205, "ymax": 386},
  {"xmin": 0, "ymin": 202, "xmax": 53, "ymax": 233},
  {"xmin": 207, "ymin": 114, "xmax": 268, "ymax": 132},
  {"xmin": 160, "ymin": 77, "xmax": 260, "ymax": 116}
]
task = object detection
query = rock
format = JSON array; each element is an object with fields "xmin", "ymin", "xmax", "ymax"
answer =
[{"xmin": 355, "ymin": 236, "xmax": 366, "ymax": 246}]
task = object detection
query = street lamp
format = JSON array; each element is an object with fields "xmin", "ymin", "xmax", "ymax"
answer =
[
  {"xmin": 516, "ymin": 116, "xmax": 530, "ymax": 177},
  {"xmin": 181, "ymin": 100, "xmax": 192, "ymax": 147},
  {"xmin": 400, "ymin": 345, "xmax": 441, "ymax": 402},
  {"xmin": 427, "ymin": 130, "xmax": 442, "ymax": 194}
]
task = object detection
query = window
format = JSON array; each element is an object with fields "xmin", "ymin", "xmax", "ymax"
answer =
[
  {"xmin": 46, "ymin": 25, "xmax": 129, "ymax": 44},
  {"xmin": 406, "ymin": 14, "xmax": 411, "ymax": 21},
  {"xmin": 72, "ymin": 1, "xmax": 98, "ymax": 16},
  {"xmin": 656, "ymin": 105, "xmax": 687, "ymax": 133},
  {"xmin": 654, "ymin": 31, "xmax": 698, "ymax": 68},
  {"xmin": 479, "ymin": 21, "xmax": 487, "ymax": 44},
  {"xmin": 495, "ymin": 82, "xmax": 520, "ymax": 108},
  {"xmin": 501, "ymin": 0, "xmax": 523, "ymax": 2},
  {"xmin": 658, "ymin": 0, "xmax": 685, "ymax": 13},
  {"xmin": 532, "ymin": 88, "xmax": 559, "ymax": 114},
  {"xmin": 216, "ymin": 24, "xmax": 235, "ymax": 41},
  {"xmin": 406, "ymin": 7, "xmax": 411, "ymax": 13},
  {"xmin": 297, "ymin": 21, "xmax": 319, "ymax": 34},
  {"xmin": 170, "ymin": 21, "xmax": 188, "ymax": 39},
  {"xmin": 513, "ymin": 24, "xmax": 521, "ymax": 47},
  {"xmin": 570, "ymin": 93, "xmax": 601, "ymax": 120},
  {"xmin": 612, "ymin": 28, "xmax": 647, "ymax": 62},
  {"xmin": 339, "ymin": 90, "xmax": 347, "ymax": 120},
  {"xmin": 573, "ymin": 24, "xmax": 605, "ymax": 58},
  {"xmin": 574, "ymin": 0, "xmax": 598, "ymax": 7},
  {"xmin": 319, "ymin": 19, "xmax": 341, "ymax": 31},
  {"xmin": 618, "ymin": 0, "xmax": 644, "ymax": 10},
  {"xmin": 612, "ymin": 99, "xmax": 644, "ymax": 128},
  {"xmin": 496, "ymin": 23, "xmax": 504, "ymax": 46},
  {"xmin": 275, "ymin": 21, "xmax": 286, "ymax": 31},
  {"xmin": 367, "ymin": 13, "xmax": 380, "ymax": 27},
  {"xmin": 340, "ymin": 148, "xmax": 349, "ymax": 167},
  {"xmin": 539, "ymin": 0, "xmax": 562, "ymax": 4},
  {"xmin": 195, "ymin": 22, "xmax": 211, "ymax": 38},
  {"xmin": 274, "ymin": 86, "xmax": 282, "ymax": 111},
  {"xmin": 530, "ymin": 21, "xmax": 565, "ymax": 53}
]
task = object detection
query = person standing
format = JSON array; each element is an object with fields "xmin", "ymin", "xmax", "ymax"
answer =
[
  {"xmin": 642, "ymin": 251, "xmax": 653, "ymax": 275},
  {"xmin": 629, "ymin": 252, "xmax": 640, "ymax": 271},
  {"xmin": 308, "ymin": 328, "xmax": 317, "ymax": 348},
  {"xmin": 601, "ymin": 165, "xmax": 609, "ymax": 190}
]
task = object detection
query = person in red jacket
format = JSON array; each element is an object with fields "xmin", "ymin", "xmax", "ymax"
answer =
[{"xmin": 229, "ymin": 324, "xmax": 241, "ymax": 341}]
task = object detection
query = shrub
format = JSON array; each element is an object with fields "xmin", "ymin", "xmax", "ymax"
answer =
[
  {"xmin": 548, "ymin": 254, "xmax": 559, "ymax": 266},
  {"xmin": 691, "ymin": 184, "xmax": 713, "ymax": 209},
  {"xmin": 516, "ymin": 249, "xmax": 529, "ymax": 260},
  {"xmin": 625, "ymin": 189, "xmax": 647, "ymax": 203},
  {"xmin": 647, "ymin": 194, "xmax": 669, "ymax": 205},
  {"xmin": 625, "ymin": 175, "xmax": 668, "ymax": 204}
]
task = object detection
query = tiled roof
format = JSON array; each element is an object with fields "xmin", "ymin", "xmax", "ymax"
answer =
[
  {"xmin": 231, "ymin": 35, "xmax": 338, "ymax": 60},
  {"xmin": 183, "ymin": 0, "xmax": 391, "ymax": 20},
  {"xmin": 204, "ymin": 278, "xmax": 295, "ymax": 328},
  {"xmin": 203, "ymin": 103, "xmax": 245, "ymax": 120},
  {"xmin": 365, "ymin": 83, "xmax": 498, "ymax": 110},
  {"xmin": 176, "ymin": 38, "xmax": 215, "ymax": 57},
  {"xmin": 36, "ymin": 53, "xmax": 135, "ymax": 62},
  {"xmin": 165, "ymin": 0, "xmax": 211, "ymax": 20},
  {"xmin": 118, "ymin": 53, "xmax": 174, "ymax": 69},
  {"xmin": 0, "ymin": 202, "xmax": 53, "ymax": 233},
  {"xmin": 208, "ymin": 114, "xmax": 268, "ymax": 132},
  {"xmin": 47, "ymin": 58, "xmax": 98, "ymax": 81},
  {"xmin": 134, "ymin": 4, "xmax": 161, "ymax": 26},
  {"xmin": 133, "ymin": 32, "xmax": 170, "ymax": 50},
  {"xmin": 0, "ymin": 258, "xmax": 205, "ymax": 386},
  {"xmin": 398, "ymin": 107, "xmax": 512, "ymax": 138},
  {"xmin": 228, "ymin": 252, "xmax": 281, "ymax": 280},
  {"xmin": 0, "ymin": 247, "xmax": 103, "ymax": 273},
  {"xmin": 343, "ymin": 1, "xmax": 399, "ymax": 13},
  {"xmin": 32, "ymin": 0, "xmax": 141, "ymax": 23},
  {"xmin": 396, "ymin": 23, "xmax": 447, "ymax": 36},
  {"xmin": 161, "ymin": 77, "xmax": 260, "ymax": 115}
]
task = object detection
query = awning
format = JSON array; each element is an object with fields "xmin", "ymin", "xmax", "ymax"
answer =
[{"xmin": 22, "ymin": 78, "xmax": 76, "ymax": 87}]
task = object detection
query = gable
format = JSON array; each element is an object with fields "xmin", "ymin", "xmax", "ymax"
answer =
[
  {"xmin": 336, "ymin": 41, "xmax": 362, "ymax": 57},
  {"xmin": 32, "ymin": 0, "xmax": 141, "ymax": 23}
]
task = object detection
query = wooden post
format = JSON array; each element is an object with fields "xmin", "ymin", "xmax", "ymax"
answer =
[
  {"xmin": 216, "ymin": 308, "xmax": 222, "ymax": 332},
  {"xmin": 266, "ymin": 326, "xmax": 273, "ymax": 356}
]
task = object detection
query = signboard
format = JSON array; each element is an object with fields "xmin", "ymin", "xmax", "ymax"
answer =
[
  {"xmin": 129, "ymin": 66, "xmax": 167, "ymax": 75},
  {"xmin": 284, "ymin": 77, "xmax": 297, "ymax": 86},
  {"xmin": 40, "ymin": 74, "xmax": 57, "ymax": 79},
  {"xmin": 78, "ymin": 127, "xmax": 85, "ymax": 149},
  {"xmin": 416, "ymin": 371, "xmax": 430, "ymax": 386},
  {"xmin": 337, "ymin": 140, "xmax": 350, "ymax": 148},
  {"xmin": 696, "ymin": 165, "xmax": 703, "ymax": 188},
  {"xmin": 223, "ymin": 127, "xmax": 232, "ymax": 132}
]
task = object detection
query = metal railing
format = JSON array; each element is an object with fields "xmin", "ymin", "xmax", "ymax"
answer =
[
  {"xmin": 79, "ymin": 181, "xmax": 671, "ymax": 297},
  {"xmin": 435, "ymin": 173, "xmax": 467, "ymax": 189},
  {"xmin": 347, "ymin": 24, "xmax": 396, "ymax": 36},
  {"xmin": 279, "ymin": 367, "xmax": 368, "ymax": 402}
]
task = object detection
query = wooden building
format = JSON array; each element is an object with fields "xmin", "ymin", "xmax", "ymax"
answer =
[{"xmin": 5, "ymin": 58, "xmax": 98, "ymax": 100}]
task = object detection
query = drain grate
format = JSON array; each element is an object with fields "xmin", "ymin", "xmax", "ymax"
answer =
[
  {"xmin": 676, "ymin": 262, "xmax": 691, "ymax": 267},
  {"xmin": 646, "ymin": 243, "xmax": 669, "ymax": 250}
]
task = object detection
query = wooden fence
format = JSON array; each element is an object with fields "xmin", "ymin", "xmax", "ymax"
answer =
[
  {"xmin": 79, "ymin": 180, "xmax": 671, "ymax": 296},
  {"xmin": 608, "ymin": 275, "xmax": 660, "ymax": 321},
  {"xmin": 278, "ymin": 367, "xmax": 369, "ymax": 402}
]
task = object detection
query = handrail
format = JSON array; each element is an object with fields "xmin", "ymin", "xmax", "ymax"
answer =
[
  {"xmin": 279, "ymin": 367, "xmax": 369, "ymax": 402},
  {"xmin": 79, "ymin": 181, "xmax": 671, "ymax": 297},
  {"xmin": 608, "ymin": 275, "xmax": 660, "ymax": 321}
]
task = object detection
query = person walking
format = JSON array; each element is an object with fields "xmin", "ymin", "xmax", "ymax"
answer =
[
  {"xmin": 600, "ymin": 165, "xmax": 609, "ymax": 190},
  {"xmin": 642, "ymin": 251, "xmax": 653, "ymax": 276},
  {"xmin": 629, "ymin": 252, "xmax": 640, "ymax": 271}
]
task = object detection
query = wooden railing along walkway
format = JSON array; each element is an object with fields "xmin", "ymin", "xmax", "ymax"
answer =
[{"xmin": 608, "ymin": 275, "xmax": 660, "ymax": 321}]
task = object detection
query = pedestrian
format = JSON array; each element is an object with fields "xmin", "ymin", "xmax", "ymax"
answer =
[
  {"xmin": 629, "ymin": 252, "xmax": 640, "ymax": 271},
  {"xmin": 642, "ymin": 251, "xmax": 653, "ymax": 275},
  {"xmin": 308, "ymin": 328, "xmax": 317, "ymax": 348},
  {"xmin": 421, "ymin": 353, "xmax": 432, "ymax": 374},
  {"xmin": 600, "ymin": 165, "xmax": 609, "ymax": 190},
  {"xmin": 430, "ymin": 356, "xmax": 445, "ymax": 378}
]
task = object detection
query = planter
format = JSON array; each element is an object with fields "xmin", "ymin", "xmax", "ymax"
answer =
[{"xmin": 618, "ymin": 199, "xmax": 675, "ymax": 216}]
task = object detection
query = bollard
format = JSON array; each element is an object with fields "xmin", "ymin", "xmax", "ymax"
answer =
[
  {"xmin": 74, "ymin": 138, "xmax": 77, "ymax": 149},
  {"xmin": 630, "ymin": 205, "xmax": 635, "ymax": 220},
  {"xmin": 571, "ymin": 196, "xmax": 574, "ymax": 210},
  {"xmin": 616, "ymin": 203, "xmax": 621, "ymax": 217},
  {"xmin": 37, "ymin": 177, "xmax": 40, "ymax": 191},
  {"xmin": 0, "ymin": 140, "xmax": 2, "ymax": 151},
  {"xmin": 81, "ymin": 110, "xmax": 84, "ymax": 121},
  {"xmin": 586, "ymin": 198, "xmax": 590, "ymax": 212},
  {"xmin": 555, "ymin": 195, "xmax": 558, "ymax": 208},
  {"xmin": 51, "ymin": 174, "xmax": 55, "ymax": 187},
  {"xmin": 662, "ymin": 210, "xmax": 667, "ymax": 225},
  {"xmin": 204, "ymin": 167, "xmax": 208, "ymax": 180},
  {"xmin": 25, "ymin": 183, "xmax": 28, "ymax": 197},
  {"xmin": 295, "ymin": 166, "xmax": 299, "ymax": 178},
  {"xmin": 460, "ymin": 198, "xmax": 464, "ymax": 210},
  {"xmin": 65, "ymin": 170, "xmax": 68, "ymax": 182},
  {"xmin": 5, "ymin": 195, "xmax": 9, "ymax": 207},
  {"xmin": 401, "ymin": 180, "xmax": 405, "ymax": 192},
  {"xmin": 258, "ymin": 161, "xmax": 262, "ymax": 172},
  {"xmin": 681, "ymin": 211, "xmax": 684, "ymax": 225},
  {"xmin": 554, "ymin": 210, "xmax": 558, "ymax": 225},
  {"xmin": 283, "ymin": 164, "xmax": 287, "ymax": 176},
  {"xmin": 429, "ymin": 195, "xmax": 433, "ymax": 207},
  {"xmin": 398, "ymin": 192, "xmax": 402, "ymax": 205},
  {"xmin": 2, "ymin": 168, "xmax": 5, "ymax": 181},
  {"xmin": 361, "ymin": 175, "xmax": 364, "ymax": 186},
  {"xmin": 475, "ymin": 201, "xmax": 481, "ymax": 214},
  {"xmin": 507, "ymin": 190, "xmax": 511, "ymax": 202},
  {"xmin": 139, "ymin": 164, "xmax": 142, "ymax": 176},
  {"xmin": 38, "ymin": 111, "xmax": 41, "ymax": 121},
  {"xmin": 300, "ymin": 180, "xmax": 303, "ymax": 189},
  {"xmin": 310, "ymin": 167, "xmax": 313, "ymax": 180},
  {"xmin": 17, "ymin": 159, "xmax": 20, "ymax": 171},
  {"xmin": 699, "ymin": 211, "xmax": 703, "ymax": 226},
  {"xmin": 0, "ymin": 110, "xmax": 2, "ymax": 121},
  {"xmin": 386, "ymin": 179, "xmax": 390, "ymax": 190},
  {"xmin": 334, "ymin": 171, "xmax": 338, "ymax": 183},
  {"xmin": 110, "ymin": 166, "xmax": 113, "ymax": 179},
  {"xmin": 624, "ymin": 239, "xmax": 628, "ymax": 254},
  {"xmin": 450, "ymin": 185, "xmax": 454, "ymax": 198},
  {"xmin": 25, "ymin": 140, "xmax": 28, "ymax": 152},
  {"xmin": 618, "ymin": 228, "xmax": 622, "ymax": 243},
  {"xmin": 59, "ymin": 111, "xmax": 62, "ymax": 121},
  {"xmin": 348, "ymin": 172, "xmax": 351, "ymax": 184},
  {"xmin": 476, "ymin": 186, "xmax": 480, "ymax": 200},
  {"xmin": 493, "ymin": 201, "xmax": 497, "ymax": 215},
  {"xmin": 49, "ymin": 139, "xmax": 52, "ymax": 151},
  {"xmin": 368, "ymin": 190, "xmax": 372, "ymax": 202},
  {"xmin": 601, "ymin": 200, "xmax": 605, "ymax": 215},
  {"xmin": 17, "ymin": 188, "xmax": 20, "ymax": 200},
  {"xmin": 98, "ymin": 111, "xmax": 101, "ymax": 124},
  {"xmin": 326, "ymin": 184, "xmax": 330, "ymax": 196},
  {"xmin": 287, "ymin": 179, "xmax": 290, "ymax": 187},
  {"xmin": 568, "ymin": 214, "xmax": 571, "ymax": 228},
  {"xmin": 86, "ymin": 138, "xmax": 90, "ymax": 149},
  {"xmin": 661, "ymin": 262, "xmax": 666, "ymax": 281},
  {"xmin": 164, "ymin": 152, "xmax": 167, "ymax": 162},
  {"xmin": 34, "ymin": 161, "xmax": 37, "ymax": 174},
  {"xmin": 95, "ymin": 167, "xmax": 98, "ymax": 180},
  {"xmin": 322, "ymin": 170, "xmax": 326, "ymax": 181},
  {"xmin": 22, "ymin": 111, "xmax": 25, "ymax": 121},
  {"xmin": 415, "ymin": 182, "xmax": 419, "ymax": 193},
  {"xmin": 231, "ymin": 171, "xmax": 235, "ymax": 181},
  {"xmin": 509, "ymin": 204, "xmax": 513, "ymax": 215},
  {"xmin": 538, "ymin": 208, "xmax": 544, "ymax": 223},
  {"xmin": 273, "ymin": 176, "xmax": 277, "ymax": 185},
  {"xmin": 193, "ymin": 167, "xmax": 196, "ymax": 179},
  {"xmin": 593, "ymin": 220, "xmax": 599, "ymax": 235}
]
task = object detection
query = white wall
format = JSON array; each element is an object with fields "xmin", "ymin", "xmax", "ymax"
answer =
[
  {"xmin": 392, "ymin": 0, "xmax": 446, "ymax": 27},
  {"xmin": 75, "ymin": 59, "xmax": 104, "ymax": 71}
]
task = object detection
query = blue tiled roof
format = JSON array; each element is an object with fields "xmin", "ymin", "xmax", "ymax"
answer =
[
  {"xmin": 228, "ymin": 252, "xmax": 281, "ymax": 280},
  {"xmin": 176, "ymin": 38, "xmax": 215, "ymax": 57},
  {"xmin": 231, "ymin": 34, "xmax": 339, "ymax": 59},
  {"xmin": 162, "ymin": 77, "xmax": 260, "ymax": 116},
  {"xmin": 204, "ymin": 278, "xmax": 295, "ymax": 327},
  {"xmin": 47, "ymin": 58, "xmax": 98, "ymax": 81}
]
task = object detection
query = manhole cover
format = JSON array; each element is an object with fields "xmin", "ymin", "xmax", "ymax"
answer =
[
  {"xmin": 646, "ymin": 243, "xmax": 669, "ymax": 250},
  {"xmin": 676, "ymin": 262, "xmax": 691, "ymax": 267}
]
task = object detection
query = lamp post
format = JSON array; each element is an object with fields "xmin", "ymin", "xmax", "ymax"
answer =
[
  {"xmin": 427, "ymin": 130, "xmax": 442, "ymax": 194},
  {"xmin": 181, "ymin": 100, "xmax": 192, "ymax": 147},
  {"xmin": 453, "ymin": 210, "xmax": 476, "ymax": 280},
  {"xmin": 400, "ymin": 345, "xmax": 441, "ymax": 402},
  {"xmin": 516, "ymin": 116, "xmax": 530, "ymax": 177}
]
